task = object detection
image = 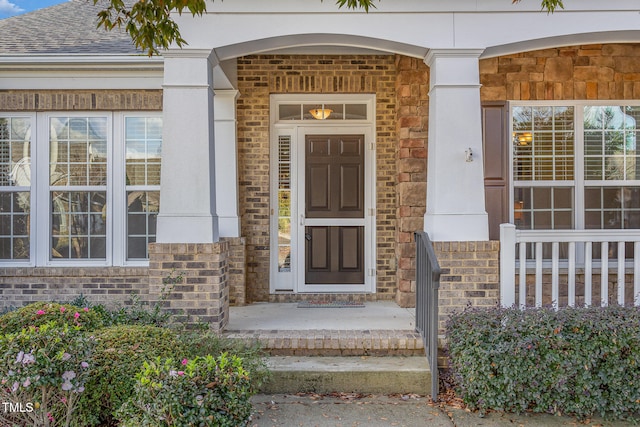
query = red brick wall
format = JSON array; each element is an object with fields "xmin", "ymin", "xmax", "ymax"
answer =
[{"xmin": 236, "ymin": 54, "xmax": 397, "ymax": 302}]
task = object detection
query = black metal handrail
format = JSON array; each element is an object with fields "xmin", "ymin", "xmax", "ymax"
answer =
[{"xmin": 414, "ymin": 231, "xmax": 441, "ymax": 402}]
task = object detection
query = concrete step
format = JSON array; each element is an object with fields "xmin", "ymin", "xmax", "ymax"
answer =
[
  {"xmin": 260, "ymin": 356, "xmax": 431, "ymax": 395},
  {"xmin": 224, "ymin": 329, "xmax": 424, "ymax": 356}
]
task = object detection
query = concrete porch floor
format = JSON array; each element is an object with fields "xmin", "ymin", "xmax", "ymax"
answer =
[{"xmin": 227, "ymin": 301, "xmax": 417, "ymax": 331}]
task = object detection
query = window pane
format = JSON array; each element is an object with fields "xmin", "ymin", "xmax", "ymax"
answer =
[
  {"xmin": 553, "ymin": 187, "xmax": 572, "ymax": 209},
  {"xmin": 125, "ymin": 117, "xmax": 161, "ymax": 260},
  {"xmin": 514, "ymin": 186, "xmax": 573, "ymax": 230},
  {"xmin": 324, "ymin": 104, "xmax": 344, "ymax": 120},
  {"xmin": 51, "ymin": 117, "xmax": 108, "ymax": 186},
  {"xmin": 584, "ymin": 186, "xmax": 640, "ymax": 230},
  {"xmin": 51, "ymin": 191, "xmax": 106, "ymax": 259},
  {"xmin": 533, "ymin": 187, "xmax": 551, "ymax": 209},
  {"xmin": 126, "ymin": 117, "xmax": 163, "ymax": 186},
  {"xmin": 0, "ymin": 192, "xmax": 30, "ymax": 260},
  {"xmin": 277, "ymin": 135, "xmax": 292, "ymax": 272},
  {"xmin": 584, "ymin": 106, "xmax": 639, "ymax": 181},
  {"xmin": 126, "ymin": 191, "xmax": 159, "ymax": 260},
  {"xmin": 513, "ymin": 106, "xmax": 574, "ymax": 182},
  {"xmin": 345, "ymin": 104, "xmax": 367, "ymax": 120},
  {"xmin": 279, "ymin": 104, "xmax": 302, "ymax": 120},
  {"xmin": 534, "ymin": 211, "xmax": 552, "ymax": 229},
  {"xmin": 0, "ymin": 117, "xmax": 31, "ymax": 261},
  {"xmin": 0, "ymin": 117, "xmax": 31, "ymax": 187}
]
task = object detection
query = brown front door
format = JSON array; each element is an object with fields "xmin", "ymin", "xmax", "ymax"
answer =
[{"xmin": 304, "ymin": 134, "xmax": 365, "ymax": 284}]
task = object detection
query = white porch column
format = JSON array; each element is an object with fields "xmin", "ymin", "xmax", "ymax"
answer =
[
  {"xmin": 423, "ymin": 49, "xmax": 489, "ymax": 241},
  {"xmin": 157, "ymin": 49, "xmax": 219, "ymax": 243},
  {"xmin": 214, "ymin": 89, "xmax": 241, "ymax": 238}
]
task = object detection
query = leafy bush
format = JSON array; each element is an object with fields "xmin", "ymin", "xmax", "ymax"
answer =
[
  {"xmin": 447, "ymin": 305, "xmax": 640, "ymax": 420},
  {"xmin": 179, "ymin": 332, "xmax": 270, "ymax": 392},
  {"xmin": 0, "ymin": 302, "xmax": 103, "ymax": 335},
  {"xmin": 117, "ymin": 354, "xmax": 254, "ymax": 427},
  {"xmin": 76, "ymin": 325, "xmax": 182, "ymax": 426},
  {"xmin": 68, "ymin": 275, "xmax": 180, "ymax": 328},
  {"xmin": 0, "ymin": 321, "xmax": 94, "ymax": 427}
]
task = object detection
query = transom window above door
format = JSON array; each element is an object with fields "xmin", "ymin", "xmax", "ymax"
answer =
[{"xmin": 277, "ymin": 103, "xmax": 368, "ymax": 121}]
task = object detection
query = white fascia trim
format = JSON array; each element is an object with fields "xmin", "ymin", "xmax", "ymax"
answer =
[
  {"xmin": 203, "ymin": 0, "xmax": 640, "ymax": 13},
  {"xmin": 0, "ymin": 55, "xmax": 164, "ymax": 70},
  {"xmin": 0, "ymin": 55, "xmax": 164, "ymax": 90}
]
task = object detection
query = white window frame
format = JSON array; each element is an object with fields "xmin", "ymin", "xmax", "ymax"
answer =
[
  {"xmin": 0, "ymin": 113, "xmax": 36, "ymax": 265},
  {"xmin": 0, "ymin": 111, "xmax": 161, "ymax": 267},
  {"xmin": 120, "ymin": 113, "xmax": 162, "ymax": 264},
  {"xmin": 509, "ymin": 100, "xmax": 640, "ymax": 231}
]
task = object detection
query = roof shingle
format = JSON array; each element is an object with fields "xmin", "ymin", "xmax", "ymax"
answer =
[{"xmin": 0, "ymin": 0, "xmax": 140, "ymax": 55}]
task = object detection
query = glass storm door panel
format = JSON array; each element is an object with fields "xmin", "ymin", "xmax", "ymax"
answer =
[{"xmin": 304, "ymin": 134, "xmax": 364, "ymax": 284}]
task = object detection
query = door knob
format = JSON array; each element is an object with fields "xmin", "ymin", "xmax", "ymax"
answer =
[{"xmin": 305, "ymin": 233, "xmax": 312, "ymax": 241}]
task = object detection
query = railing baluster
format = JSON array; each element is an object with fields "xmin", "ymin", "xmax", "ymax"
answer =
[
  {"xmin": 601, "ymin": 241, "xmax": 609, "ymax": 307},
  {"xmin": 585, "ymin": 242, "xmax": 593, "ymax": 306},
  {"xmin": 552, "ymin": 242, "xmax": 559, "ymax": 310},
  {"xmin": 499, "ymin": 224, "xmax": 516, "ymax": 307},
  {"xmin": 568, "ymin": 242, "xmax": 576, "ymax": 307},
  {"xmin": 635, "ymin": 242, "xmax": 640, "ymax": 306},
  {"xmin": 519, "ymin": 241, "xmax": 527, "ymax": 308},
  {"xmin": 535, "ymin": 242, "xmax": 543, "ymax": 307},
  {"xmin": 618, "ymin": 241, "xmax": 625, "ymax": 306},
  {"xmin": 498, "ymin": 225, "xmax": 640, "ymax": 309}
]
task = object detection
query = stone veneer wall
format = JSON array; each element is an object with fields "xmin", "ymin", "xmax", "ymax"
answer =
[
  {"xmin": 236, "ymin": 55, "xmax": 397, "ymax": 302},
  {"xmin": 394, "ymin": 56, "xmax": 429, "ymax": 307},
  {"xmin": 479, "ymin": 44, "xmax": 640, "ymax": 101}
]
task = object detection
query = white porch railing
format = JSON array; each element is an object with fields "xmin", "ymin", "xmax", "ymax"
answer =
[{"xmin": 500, "ymin": 223, "xmax": 640, "ymax": 308}]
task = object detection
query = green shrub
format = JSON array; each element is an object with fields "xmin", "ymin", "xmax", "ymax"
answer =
[
  {"xmin": 117, "ymin": 354, "xmax": 254, "ymax": 427},
  {"xmin": 0, "ymin": 321, "xmax": 94, "ymax": 427},
  {"xmin": 447, "ymin": 305, "xmax": 640, "ymax": 420},
  {"xmin": 0, "ymin": 302, "xmax": 104, "ymax": 335},
  {"xmin": 179, "ymin": 332, "xmax": 270, "ymax": 392},
  {"xmin": 76, "ymin": 325, "xmax": 182, "ymax": 427},
  {"xmin": 73, "ymin": 277, "xmax": 179, "ymax": 328}
]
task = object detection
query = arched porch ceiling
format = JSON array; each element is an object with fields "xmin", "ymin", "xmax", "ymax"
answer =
[
  {"xmin": 214, "ymin": 33, "xmax": 428, "ymax": 62},
  {"xmin": 211, "ymin": 29, "xmax": 640, "ymax": 90}
]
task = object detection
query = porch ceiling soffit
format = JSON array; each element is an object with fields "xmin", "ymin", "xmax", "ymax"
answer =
[{"xmin": 212, "ymin": 34, "xmax": 428, "ymax": 62}]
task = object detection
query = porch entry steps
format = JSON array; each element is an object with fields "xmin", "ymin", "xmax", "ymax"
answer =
[
  {"xmin": 222, "ymin": 329, "xmax": 424, "ymax": 357},
  {"xmin": 223, "ymin": 303, "xmax": 429, "ymax": 394},
  {"xmin": 262, "ymin": 356, "xmax": 431, "ymax": 395}
]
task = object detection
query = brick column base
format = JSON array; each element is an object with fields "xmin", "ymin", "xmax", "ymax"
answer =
[
  {"xmin": 148, "ymin": 242, "xmax": 230, "ymax": 331},
  {"xmin": 223, "ymin": 237, "xmax": 247, "ymax": 306},
  {"xmin": 433, "ymin": 241, "xmax": 500, "ymax": 335},
  {"xmin": 431, "ymin": 241, "xmax": 500, "ymax": 368}
]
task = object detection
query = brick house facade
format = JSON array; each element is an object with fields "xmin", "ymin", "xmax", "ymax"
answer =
[{"xmin": 2, "ymin": 1, "xmax": 640, "ymax": 330}]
